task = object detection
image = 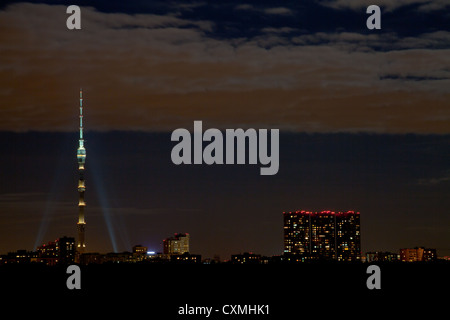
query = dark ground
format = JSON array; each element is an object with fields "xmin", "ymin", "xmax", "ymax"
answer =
[{"xmin": 1, "ymin": 262, "xmax": 447, "ymax": 317}]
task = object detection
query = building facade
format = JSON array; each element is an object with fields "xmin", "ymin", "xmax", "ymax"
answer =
[
  {"xmin": 170, "ymin": 253, "xmax": 201, "ymax": 264},
  {"xmin": 132, "ymin": 245, "xmax": 148, "ymax": 255},
  {"xmin": 0, "ymin": 250, "xmax": 39, "ymax": 264},
  {"xmin": 37, "ymin": 236, "xmax": 76, "ymax": 265},
  {"xmin": 283, "ymin": 211, "xmax": 361, "ymax": 261},
  {"xmin": 335, "ymin": 212, "xmax": 361, "ymax": 262},
  {"xmin": 231, "ymin": 252, "xmax": 263, "ymax": 264},
  {"xmin": 366, "ymin": 251, "xmax": 400, "ymax": 262},
  {"xmin": 400, "ymin": 247, "xmax": 437, "ymax": 262},
  {"xmin": 163, "ymin": 233, "xmax": 190, "ymax": 255}
]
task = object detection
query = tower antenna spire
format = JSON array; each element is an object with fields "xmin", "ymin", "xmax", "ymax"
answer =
[{"xmin": 76, "ymin": 88, "xmax": 87, "ymax": 255}]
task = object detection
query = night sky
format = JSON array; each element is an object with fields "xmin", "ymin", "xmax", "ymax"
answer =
[{"xmin": 0, "ymin": 0, "xmax": 449, "ymax": 259}]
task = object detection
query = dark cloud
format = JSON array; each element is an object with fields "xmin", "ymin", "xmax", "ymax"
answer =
[
  {"xmin": 317, "ymin": 0, "xmax": 449, "ymax": 12},
  {"xmin": 0, "ymin": 3, "xmax": 448, "ymax": 133},
  {"xmin": 417, "ymin": 170, "xmax": 450, "ymax": 186}
]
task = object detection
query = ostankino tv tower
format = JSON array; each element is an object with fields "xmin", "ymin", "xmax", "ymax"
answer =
[{"xmin": 77, "ymin": 88, "xmax": 87, "ymax": 253}]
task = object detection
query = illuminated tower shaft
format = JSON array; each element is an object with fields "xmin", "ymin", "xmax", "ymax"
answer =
[{"xmin": 77, "ymin": 89, "xmax": 86, "ymax": 253}]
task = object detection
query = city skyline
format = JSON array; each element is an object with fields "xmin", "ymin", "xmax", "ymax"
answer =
[
  {"xmin": 1, "ymin": 230, "xmax": 444, "ymax": 263},
  {"xmin": 0, "ymin": 198, "xmax": 447, "ymax": 260},
  {"xmin": 0, "ymin": 1, "xmax": 449, "ymax": 259},
  {"xmin": 0, "ymin": 130, "xmax": 448, "ymax": 259}
]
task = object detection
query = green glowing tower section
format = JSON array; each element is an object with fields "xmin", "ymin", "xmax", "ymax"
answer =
[{"xmin": 77, "ymin": 88, "xmax": 86, "ymax": 253}]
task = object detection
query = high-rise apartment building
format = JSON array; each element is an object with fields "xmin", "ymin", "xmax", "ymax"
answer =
[
  {"xmin": 37, "ymin": 236, "xmax": 76, "ymax": 265},
  {"xmin": 283, "ymin": 211, "xmax": 361, "ymax": 261},
  {"xmin": 163, "ymin": 233, "xmax": 190, "ymax": 255},
  {"xmin": 335, "ymin": 211, "xmax": 361, "ymax": 261},
  {"xmin": 56, "ymin": 236, "xmax": 76, "ymax": 264}
]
